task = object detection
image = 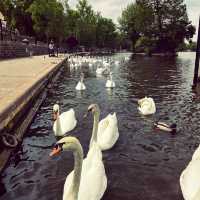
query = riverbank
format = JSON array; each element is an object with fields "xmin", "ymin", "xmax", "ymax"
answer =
[
  {"xmin": 133, "ymin": 52, "xmax": 178, "ymax": 57},
  {"xmin": 0, "ymin": 40, "xmax": 48, "ymax": 59},
  {"xmin": 0, "ymin": 54, "xmax": 67, "ymax": 172}
]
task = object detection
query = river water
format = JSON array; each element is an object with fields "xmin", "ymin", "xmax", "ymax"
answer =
[{"xmin": 0, "ymin": 52, "xmax": 200, "ymax": 200}]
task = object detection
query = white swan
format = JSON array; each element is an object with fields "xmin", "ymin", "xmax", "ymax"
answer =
[
  {"xmin": 138, "ymin": 96, "xmax": 156, "ymax": 115},
  {"xmin": 96, "ymin": 67, "xmax": 105, "ymax": 75},
  {"xmin": 192, "ymin": 145, "xmax": 200, "ymax": 161},
  {"xmin": 105, "ymin": 72, "xmax": 115, "ymax": 88},
  {"xmin": 76, "ymin": 73, "xmax": 86, "ymax": 90},
  {"xmin": 50, "ymin": 136, "xmax": 107, "ymax": 200},
  {"xmin": 53, "ymin": 104, "xmax": 77, "ymax": 137},
  {"xmin": 114, "ymin": 60, "xmax": 120, "ymax": 65},
  {"xmin": 87, "ymin": 104, "xmax": 119, "ymax": 151},
  {"xmin": 180, "ymin": 145, "xmax": 200, "ymax": 200}
]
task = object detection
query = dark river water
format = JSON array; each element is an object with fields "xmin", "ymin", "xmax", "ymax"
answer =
[{"xmin": 1, "ymin": 52, "xmax": 200, "ymax": 200}]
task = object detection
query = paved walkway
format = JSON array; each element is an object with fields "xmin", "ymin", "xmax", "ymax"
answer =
[{"xmin": 0, "ymin": 55, "xmax": 67, "ymax": 129}]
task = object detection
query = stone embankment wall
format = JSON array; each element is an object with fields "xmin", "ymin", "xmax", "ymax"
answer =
[{"xmin": 0, "ymin": 41, "xmax": 48, "ymax": 59}]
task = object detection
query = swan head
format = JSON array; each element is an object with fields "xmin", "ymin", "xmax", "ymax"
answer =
[
  {"xmin": 169, "ymin": 123, "xmax": 177, "ymax": 134},
  {"xmin": 84, "ymin": 104, "xmax": 100, "ymax": 118},
  {"xmin": 53, "ymin": 104, "xmax": 59, "ymax": 112},
  {"xmin": 50, "ymin": 136, "xmax": 82, "ymax": 156},
  {"xmin": 53, "ymin": 104, "xmax": 59, "ymax": 120},
  {"xmin": 88, "ymin": 104, "xmax": 100, "ymax": 114}
]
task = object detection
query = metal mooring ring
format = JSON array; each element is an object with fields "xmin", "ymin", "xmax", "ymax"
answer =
[{"xmin": 1, "ymin": 133, "xmax": 18, "ymax": 148}]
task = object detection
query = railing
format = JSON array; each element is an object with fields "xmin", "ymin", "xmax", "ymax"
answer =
[{"xmin": 0, "ymin": 19, "xmax": 70, "ymax": 56}]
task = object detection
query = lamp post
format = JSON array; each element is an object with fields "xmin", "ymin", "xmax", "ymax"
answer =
[
  {"xmin": 193, "ymin": 16, "xmax": 200, "ymax": 87},
  {"xmin": 0, "ymin": 12, "xmax": 4, "ymax": 40},
  {"xmin": 0, "ymin": 19, "xmax": 3, "ymax": 40}
]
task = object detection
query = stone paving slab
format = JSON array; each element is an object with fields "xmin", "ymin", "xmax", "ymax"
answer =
[{"xmin": 0, "ymin": 55, "xmax": 66, "ymax": 129}]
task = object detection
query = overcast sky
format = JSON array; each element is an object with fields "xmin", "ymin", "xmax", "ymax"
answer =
[{"xmin": 68, "ymin": 0, "xmax": 199, "ymax": 41}]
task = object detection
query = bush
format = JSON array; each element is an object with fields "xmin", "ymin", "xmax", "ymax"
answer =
[{"xmin": 134, "ymin": 36, "xmax": 155, "ymax": 55}]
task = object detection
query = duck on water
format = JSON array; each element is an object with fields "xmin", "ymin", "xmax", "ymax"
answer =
[{"xmin": 154, "ymin": 121, "xmax": 177, "ymax": 134}]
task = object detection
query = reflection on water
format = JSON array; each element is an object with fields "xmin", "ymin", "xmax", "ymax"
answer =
[{"xmin": 0, "ymin": 52, "xmax": 199, "ymax": 200}]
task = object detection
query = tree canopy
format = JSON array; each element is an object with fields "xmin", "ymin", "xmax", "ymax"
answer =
[
  {"xmin": 0, "ymin": 0, "xmax": 35, "ymax": 35},
  {"xmin": 0, "ymin": 0, "xmax": 195, "ymax": 52},
  {"xmin": 0, "ymin": 0, "xmax": 119, "ymax": 49},
  {"xmin": 28, "ymin": 0, "xmax": 65, "ymax": 42},
  {"xmin": 119, "ymin": 0, "xmax": 196, "ymax": 53}
]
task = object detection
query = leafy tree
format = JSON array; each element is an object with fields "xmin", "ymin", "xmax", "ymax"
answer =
[
  {"xmin": 0, "ymin": 0, "xmax": 35, "ymax": 35},
  {"xmin": 119, "ymin": 0, "xmax": 196, "ymax": 53},
  {"xmin": 187, "ymin": 41, "xmax": 197, "ymax": 51},
  {"xmin": 135, "ymin": 36, "xmax": 156, "ymax": 55},
  {"xmin": 58, "ymin": 0, "xmax": 69, "ymax": 13},
  {"xmin": 28, "ymin": 0, "xmax": 66, "ymax": 42},
  {"xmin": 149, "ymin": 0, "xmax": 195, "ymax": 52},
  {"xmin": 96, "ymin": 15, "xmax": 116, "ymax": 48},
  {"xmin": 76, "ymin": 0, "xmax": 97, "ymax": 47},
  {"xmin": 118, "ymin": 3, "xmax": 153, "ymax": 50},
  {"xmin": 0, "ymin": 0, "xmax": 119, "ymax": 50},
  {"xmin": 65, "ymin": 8, "xmax": 79, "ymax": 38}
]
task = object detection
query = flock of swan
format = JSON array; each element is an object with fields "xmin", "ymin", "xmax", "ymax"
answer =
[
  {"xmin": 69, "ymin": 55, "xmax": 120, "ymax": 90},
  {"xmin": 49, "ymin": 55, "xmax": 199, "ymax": 200}
]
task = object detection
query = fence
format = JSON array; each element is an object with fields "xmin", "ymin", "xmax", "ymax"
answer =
[{"xmin": 0, "ymin": 19, "xmax": 68, "ymax": 58}]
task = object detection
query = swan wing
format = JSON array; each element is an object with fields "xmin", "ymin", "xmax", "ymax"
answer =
[
  {"xmin": 193, "ymin": 188, "xmax": 200, "ymax": 200},
  {"xmin": 106, "ymin": 80, "xmax": 115, "ymax": 88},
  {"xmin": 79, "ymin": 161, "xmax": 107, "ymax": 200},
  {"xmin": 76, "ymin": 82, "xmax": 86, "ymax": 90},
  {"xmin": 78, "ymin": 146, "xmax": 107, "ymax": 200},
  {"xmin": 96, "ymin": 68, "xmax": 103, "ymax": 74},
  {"xmin": 81, "ymin": 83, "xmax": 86, "ymax": 90},
  {"xmin": 63, "ymin": 171, "xmax": 74, "ymax": 200},
  {"xmin": 59, "ymin": 109, "xmax": 77, "ymax": 133},
  {"xmin": 76, "ymin": 81, "xmax": 81, "ymax": 90},
  {"xmin": 63, "ymin": 157, "xmax": 94, "ymax": 200},
  {"xmin": 192, "ymin": 145, "xmax": 200, "ymax": 161},
  {"xmin": 180, "ymin": 159, "xmax": 200, "ymax": 200},
  {"xmin": 149, "ymin": 98, "xmax": 156, "ymax": 113},
  {"xmin": 63, "ymin": 144, "xmax": 107, "ymax": 200},
  {"xmin": 138, "ymin": 98, "xmax": 156, "ymax": 115},
  {"xmin": 98, "ymin": 115, "xmax": 110, "ymax": 136},
  {"xmin": 98, "ymin": 113, "xmax": 119, "ymax": 150},
  {"xmin": 86, "ymin": 143, "xmax": 103, "ymax": 164},
  {"xmin": 105, "ymin": 80, "xmax": 111, "ymax": 88}
]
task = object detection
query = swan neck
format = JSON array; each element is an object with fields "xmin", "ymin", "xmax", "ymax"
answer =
[
  {"xmin": 71, "ymin": 142, "xmax": 83, "ymax": 200},
  {"xmin": 90, "ymin": 111, "xmax": 100, "ymax": 148},
  {"xmin": 80, "ymin": 74, "xmax": 84, "ymax": 83},
  {"xmin": 55, "ymin": 114, "xmax": 62, "ymax": 136}
]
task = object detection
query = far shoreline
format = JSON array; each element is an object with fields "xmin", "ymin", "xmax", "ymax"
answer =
[{"xmin": 132, "ymin": 51, "xmax": 196, "ymax": 57}]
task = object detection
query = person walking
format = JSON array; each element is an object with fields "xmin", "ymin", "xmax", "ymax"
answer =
[{"xmin": 48, "ymin": 40, "xmax": 54, "ymax": 57}]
